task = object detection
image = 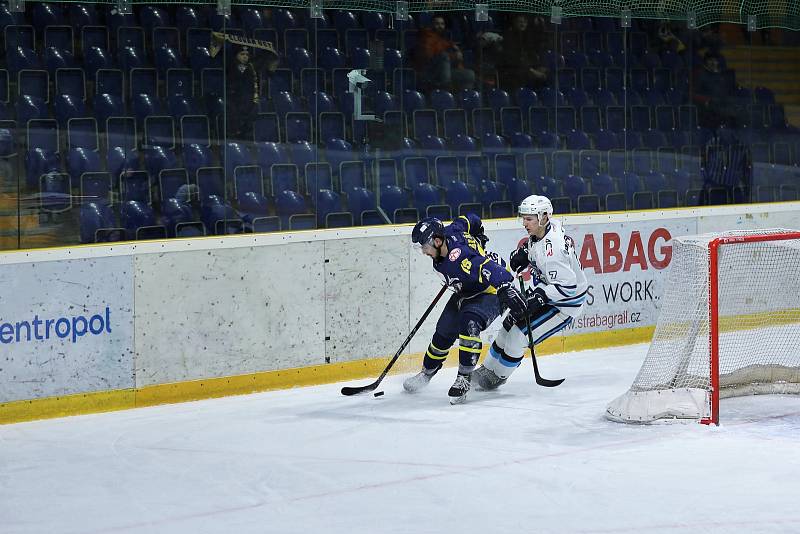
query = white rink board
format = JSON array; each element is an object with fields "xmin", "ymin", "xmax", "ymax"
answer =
[
  {"xmin": 133, "ymin": 243, "xmax": 325, "ymax": 387},
  {"xmin": 324, "ymin": 236, "xmax": 409, "ymax": 363},
  {"xmin": 0, "ymin": 256, "xmax": 134, "ymax": 402},
  {"xmin": 1, "ymin": 203, "xmax": 799, "ymax": 404}
]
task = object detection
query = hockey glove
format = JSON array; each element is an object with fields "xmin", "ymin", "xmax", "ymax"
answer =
[
  {"xmin": 497, "ymin": 282, "xmax": 528, "ymax": 322},
  {"xmin": 509, "ymin": 245, "xmax": 531, "ymax": 274},
  {"xmin": 527, "ymin": 286, "xmax": 549, "ymax": 313}
]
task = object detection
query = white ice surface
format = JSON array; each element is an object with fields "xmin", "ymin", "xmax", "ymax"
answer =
[{"xmin": 2, "ymin": 344, "xmax": 800, "ymax": 534}]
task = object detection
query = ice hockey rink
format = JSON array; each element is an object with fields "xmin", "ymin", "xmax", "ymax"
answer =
[{"xmin": 2, "ymin": 343, "xmax": 799, "ymax": 534}]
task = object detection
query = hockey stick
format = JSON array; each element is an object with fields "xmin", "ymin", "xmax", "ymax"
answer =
[
  {"xmin": 341, "ymin": 283, "xmax": 449, "ymax": 396},
  {"xmin": 519, "ymin": 275, "xmax": 565, "ymax": 387}
]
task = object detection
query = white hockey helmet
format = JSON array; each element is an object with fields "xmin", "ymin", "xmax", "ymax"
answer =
[{"xmin": 518, "ymin": 195, "xmax": 553, "ymax": 224}]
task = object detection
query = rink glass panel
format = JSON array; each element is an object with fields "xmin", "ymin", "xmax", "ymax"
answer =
[{"xmin": 1, "ymin": 6, "xmax": 799, "ymax": 250}]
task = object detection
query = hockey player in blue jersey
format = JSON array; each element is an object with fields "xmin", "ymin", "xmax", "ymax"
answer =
[
  {"xmin": 473, "ymin": 195, "xmax": 588, "ymax": 391},
  {"xmin": 404, "ymin": 214, "xmax": 528, "ymax": 404}
]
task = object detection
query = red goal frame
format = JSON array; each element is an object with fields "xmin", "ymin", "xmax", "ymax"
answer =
[{"xmin": 705, "ymin": 231, "xmax": 800, "ymax": 425}]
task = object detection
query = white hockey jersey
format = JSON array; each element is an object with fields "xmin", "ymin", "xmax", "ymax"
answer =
[{"xmin": 524, "ymin": 219, "xmax": 588, "ymax": 318}]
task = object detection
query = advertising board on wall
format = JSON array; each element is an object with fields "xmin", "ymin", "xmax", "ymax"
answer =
[
  {"xmin": 0, "ymin": 256, "xmax": 135, "ymax": 403},
  {"xmin": 489, "ymin": 217, "xmax": 698, "ymax": 336}
]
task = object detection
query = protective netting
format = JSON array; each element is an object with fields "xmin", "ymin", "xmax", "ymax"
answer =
[
  {"xmin": 54, "ymin": 1, "xmax": 800, "ymax": 30},
  {"xmin": 607, "ymin": 229, "xmax": 800, "ymax": 423}
]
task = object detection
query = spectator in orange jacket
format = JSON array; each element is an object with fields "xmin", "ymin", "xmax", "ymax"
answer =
[{"xmin": 415, "ymin": 15, "xmax": 476, "ymax": 92}]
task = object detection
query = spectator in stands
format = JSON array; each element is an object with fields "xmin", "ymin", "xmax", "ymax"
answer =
[
  {"xmin": 656, "ymin": 20, "xmax": 687, "ymax": 54},
  {"xmin": 415, "ymin": 15, "xmax": 476, "ymax": 92},
  {"xmin": 498, "ymin": 14, "xmax": 548, "ymax": 91},
  {"xmin": 693, "ymin": 53, "xmax": 742, "ymax": 128},
  {"xmin": 474, "ymin": 30, "xmax": 503, "ymax": 90},
  {"xmin": 225, "ymin": 46, "xmax": 259, "ymax": 141}
]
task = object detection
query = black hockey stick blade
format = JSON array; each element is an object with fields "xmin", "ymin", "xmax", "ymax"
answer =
[
  {"xmin": 535, "ymin": 374, "xmax": 565, "ymax": 388},
  {"xmin": 341, "ymin": 382, "xmax": 379, "ymax": 396}
]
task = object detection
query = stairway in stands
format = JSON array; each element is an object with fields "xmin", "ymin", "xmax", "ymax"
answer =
[{"xmin": 724, "ymin": 45, "xmax": 800, "ymax": 127}]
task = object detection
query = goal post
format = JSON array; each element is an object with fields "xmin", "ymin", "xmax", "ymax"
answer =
[{"xmin": 606, "ymin": 229, "xmax": 800, "ymax": 425}]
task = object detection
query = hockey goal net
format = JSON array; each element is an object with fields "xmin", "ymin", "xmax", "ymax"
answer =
[{"xmin": 606, "ymin": 229, "xmax": 800, "ymax": 425}]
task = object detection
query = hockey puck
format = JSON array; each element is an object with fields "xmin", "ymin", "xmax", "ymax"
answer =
[{"xmin": 373, "ymin": 391, "xmax": 385, "ymax": 397}]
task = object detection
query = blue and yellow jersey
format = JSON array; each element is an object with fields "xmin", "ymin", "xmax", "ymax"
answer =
[{"xmin": 431, "ymin": 214, "xmax": 513, "ymax": 297}]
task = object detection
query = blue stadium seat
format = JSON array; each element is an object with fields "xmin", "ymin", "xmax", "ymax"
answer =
[
  {"xmin": 131, "ymin": 93, "xmax": 160, "ymax": 125},
  {"xmin": 80, "ymin": 201, "xmax": 119, "ymax": 243},
  {"xmin": 402, "ymin": 90, "xmax": 426, "ymax": 115},
  {"xmin": 403, "ymin": 157, "xmax": 430, "ymax": 188},
  {"xmin": 472, "ymin": 108, "xmax": 495, "ymax": 138},
  {"xmin": 566, "ymin": 130, "xmax": 591, "ymax": 150},
  {"xmin": 458, "ymin": 89, "xmax": 482, "ymax": 113},
  {"xmin": 8, "ymin": 46, "xmax": 40, "ymax": 75},
  {"xmin": 167, "ymin": 95, "xmax": 198, "ymax": 120},
  {"xmin": 145, "ymin": 145, "xmax": 179, "ymax": 180},
  {"xmin": 494, "ymin": 154, "xmax": 518, "ymax": 187},
  {"xmin": 67, "ymin": 147, "xmax": 102, "ymax": 182},
  {"xmin": 431, "ymin": 155, "xmax": 458, "ymax": 186},
  {"xmin": 379, "ymin": 184, "xmax": 407, "ymax": 215},
  {"xmin": 140, "ymin": 6, "xmax": 170, "ymax": 31},
  {"xmin": 53, "ymin": 95, "xmax": 86, "ymax": 127},
  {"xmin": 144, "ymin": 115, "xmax": 175, "ymax": 149},
  {"xmin": 72, "ymin": 6, "xmax": 100, "ymax": 29},
  {"xmin": 565, "ymin": 87, "xmax": 590, "ymax": 108},
  {"xmin": 26, "ymin": 148, "xmax": 60, "ymax": 189},
  {"xmin": 271, "ymin": 164, "xmax": 300, "ymax": 196},
  {"xmin": 465, "ymin": 154, "xmax": 489, "ymax": 188},
  {"xmin": 419, "ymin": 135, "xmax": 447, "ymax": 166},
  {"xmin": 45, "ymin": 26, "xmax": 74, "ymax": 53},
  {"xmin": 285, "ymin": 112, "xmax": 312, "ymax": 142},
  {"xmin": 18, "ymin": 69, "xmax": 49, "ymax": 102},
  {"xmin": 480, "ymin": 180, "xmax": 505, "ymax": 210},
  {"xmin": 319, "ymin": 46, "xmax": 345, "ymax": 71},
  {"xmin": 487, "ymin": 88, "xmax": 511, "ymax": 114},
  {"xmin": 182, "ymin": 143, "xmax": 213, "ymax": 178},
  {"xmin": 508, "ymin": 178, "xmax": 532, "ymax": 204},
  {"xmin": 445, "ymin": 180, "xmax": 474, "ymax": 212},
  {"xmin": 80, "ymin": 171, "xmax": 112, "ymax": 205},
  {"xmin": 55, "ymin": 68, "xmax": 85, "ymax": 100},
  {"xmin": 255, "ymin": 141, "xmax": 289, "ymax": 178},
  {"xmin": 413, "ymin": 182, "xmax": 440, "ymax": 213},
  {"xmin": 84, "ymin": 48, "xmax": 113, "ymax": 82},
  {"xmin": 118, "ymin": 170, "xmax": 153, "ymax": 204},
  {"xmin": 339, "ymin": 160, "xmax": 366, "ymax": 192},
  {"xmin": 153, "ymin": 27, "xmax": 180, "ymax": 54},
  {"xmin": 202, "ymin": 194, "xmax": 244, "ymax": 235},
  {"xmin": 591, "ymin": 173, "xmax": 616, "ymax": 201},
  {"xmin": 164, "ymin": 69, "xmax": 194, "ymax": 98},
  {"xmin": 67, "ymin": 117, "xmax": 98, "ymax": 150},
  {"xmin": 254, "ymin": 113, "xmax": 280, "ymax": 143},
  {"xmin": 275, "ymin": 190, "xmax": 308, "ymax": 228},
  {"xmin": 324, "ymin": 138, "xmax": 353, "ymax": 176},
  {"xmin": 107, "ymin": 117, "xmax": 137, "ymax": 151},
  {"xmin": 177, "ymin": 6, "xmax": 206, "ymax": 33},
  {"xmin": 314, "ymin": 188, "xmax": 343, "ymax": 225},
  {"xmin": 564, "ymin": 174, "xmax": 587, "ymax": 201},
  {"xmin": 347, "ymin": 186, "xmax": 377, "ymax": 223},
  {"xmin": 515, "ymin": 88, "xmax": 538, "ymax": 115},
  {"xmin": 429, "ymin": 89, "xmax": 455, "ymax": 115},
  {"xmin": 305, "ymin": 162, "xmax": 334, "ymax": 198},
  {"xmin": 577, "ymin": 194, "xmax": 600, "ymax": 213},
  {"xmin": 108, "ymin": 147, "xmax": 140, "ymax": 183},
  {"xmin": 180, "ymin": 115, "xmax": 211, "ymax": 147}
]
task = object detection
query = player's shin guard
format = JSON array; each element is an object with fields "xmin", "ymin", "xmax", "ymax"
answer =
[
  {"xmin": 421, "ymin": 333, "xmax": 451, "ymax": 373},
  {"xmin": 458, "ymin": 334, "xmax": 482, "ymax": 375},
  {"xmin": 483, "ymin": 341, "xmax": 523, "ymax": 381}
]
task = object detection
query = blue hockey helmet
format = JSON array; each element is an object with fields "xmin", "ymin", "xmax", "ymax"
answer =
[{"xmin": 411, "ymin": 217, "xmax": 444, "ymax": 246}]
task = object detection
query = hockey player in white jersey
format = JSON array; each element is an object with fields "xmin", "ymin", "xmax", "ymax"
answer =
[{"xmin": 473, "ymin": 195, "xmax": 588, "ymax": 390}]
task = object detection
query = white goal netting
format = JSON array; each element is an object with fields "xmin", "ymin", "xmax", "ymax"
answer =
[{"xmin": 607, "ymin": 229, "xmax": 800, "ymax": 424}]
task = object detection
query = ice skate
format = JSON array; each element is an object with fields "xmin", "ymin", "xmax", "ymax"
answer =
[
  {"xmin": 473, "ymin": 364, "xmax": 507, "ymax": 391},
  {"xmin": 448, "ymin": 373, "xmax": 472, "ymax": 404},
  {"xmin": 403, "ymin": 368, "xmax": 436, "ymax": 393}
]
